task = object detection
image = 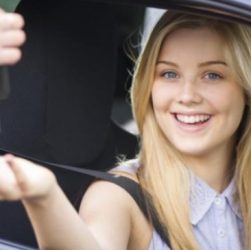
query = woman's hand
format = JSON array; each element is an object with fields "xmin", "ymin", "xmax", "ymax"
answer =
[
  {"xmin": 0, "ymin": 8, "xmax": 25, "ymax": 65},
  {"xmin": 0, "ymin": 155, "xmax": 56, "ymax": 201}
]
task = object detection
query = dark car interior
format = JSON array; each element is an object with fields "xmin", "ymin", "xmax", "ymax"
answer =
[{"xmin": 0, "ymin": 0, "xmax": 249, "ymax": 249}]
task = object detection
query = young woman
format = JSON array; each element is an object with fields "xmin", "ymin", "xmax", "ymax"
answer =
[{"xmin": 0, "ymin": 8, "xmax": 249, "ymax": 250}]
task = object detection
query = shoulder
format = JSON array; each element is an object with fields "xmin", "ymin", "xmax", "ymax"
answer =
[
  {"xmin": 79, "ymin": 180, "xmax": 134, "ymax": 249},
  {"xmin": 78, "ymin": 159, "xmax": 152, "ymax": 250},
  {"xmin": 80, "ymin": 158, "xmax": 141, "ymax": 216},
  {"xmin": 79, "ymin": 177, "xmax": 148, "ymax": 250},
  {"xmin": 80, "ymin": 159, "xmax": 141, "ymax": 219}
]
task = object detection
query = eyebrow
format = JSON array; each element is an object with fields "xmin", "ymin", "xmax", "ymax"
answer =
[
  {"xmin": 198, "ymin": 61, "xmax": 228, "ymax": 67},
  {"xmin": 156, "ymin": 61, "xmax": 178, "ymax": 67},
  {"xmin": 156, "ymin": 60, "xmax": 228, "ymax": 67}
]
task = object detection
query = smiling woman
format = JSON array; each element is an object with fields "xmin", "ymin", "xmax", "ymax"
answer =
[
  {"xmin": 0, "ymin": 8, "xmax": 251, "ymax": 250},
  {"xmin": 131, "ymin": 12, "xmax": 251, "ymax": 249}
]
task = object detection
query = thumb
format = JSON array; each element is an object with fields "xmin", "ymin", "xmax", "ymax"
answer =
[
  {"xmin": 4, "ymin": 155, "xmax": 34, "ymax": 190},
  {"xmin": 4, "ymin": 155, "xmax": 56, "ymax": 199},
  {"xmin": 0, "ymin": 155, "xmax": 16, "ymax": 185}
]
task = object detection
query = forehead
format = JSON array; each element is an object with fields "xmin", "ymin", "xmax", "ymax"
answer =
[{"xmin": 158, "ymin": 27, "xmax": 227, "ymax": 61}]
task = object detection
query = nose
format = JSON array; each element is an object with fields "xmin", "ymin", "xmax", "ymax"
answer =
[{"xmin": 176, "ymin": 79, "xmax": 202, "ymax": 105}]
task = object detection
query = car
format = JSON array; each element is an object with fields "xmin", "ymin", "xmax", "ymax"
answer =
[{"xmin": 0, "ymin": 0, "xmax": 250, "ymax": 249}]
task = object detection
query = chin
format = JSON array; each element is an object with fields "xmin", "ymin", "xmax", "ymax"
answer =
[{"xmin": 173, "ymin": 143, "xmax": 209, "ymax": 158}]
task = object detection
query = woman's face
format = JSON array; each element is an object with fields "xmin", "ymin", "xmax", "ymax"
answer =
[{"xmin": 151, "ymin": 27, "xmax": 245, "ymax": 158}]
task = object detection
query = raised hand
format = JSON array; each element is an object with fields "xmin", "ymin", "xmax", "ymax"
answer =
[
  {"xmin": 0, "ymin": 155, "xmax": 56, "ymax": 201},
  {"xmin": 0, "ymin": 8, "xmax": 25, "ymax": 65}
]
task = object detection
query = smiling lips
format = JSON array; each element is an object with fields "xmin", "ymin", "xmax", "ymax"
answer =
[
  {"xmin": 175, "ymin": 113, "xmax": 211, "ymax": 124},
  {"xmin": 172, "ymin": 113, "xmax": 211, "ymax": 132}
]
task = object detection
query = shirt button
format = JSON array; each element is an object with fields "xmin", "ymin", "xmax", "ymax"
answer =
[
  {"xmin": 215, "ymin": 196, "xmax": 222, "ymax": 205},
  {"xmin": 217, "ymin": 229, "xmax": 225, "ymax": 238}
]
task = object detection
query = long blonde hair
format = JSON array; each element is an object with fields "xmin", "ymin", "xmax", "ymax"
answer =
[{"xmin": 130, "ymin": 11, "xmax": 251, "ymax": 249}]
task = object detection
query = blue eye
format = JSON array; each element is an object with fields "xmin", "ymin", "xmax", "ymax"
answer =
[
  {"xmin": 162, "ymin": 71, "xmax": 177, "ymax": 79},
  {"xmin": 205, "ymin": 72, "xmax": 223, "ymax": 80}
]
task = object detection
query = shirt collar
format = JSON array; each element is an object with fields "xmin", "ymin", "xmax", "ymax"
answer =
[
  {"xmin": 189, "ymin": 174, "xmax": 242, "ymax": 225},
  {"xmin": 224, "ymin": 179, "xmax": 243, "ymax": 221}
]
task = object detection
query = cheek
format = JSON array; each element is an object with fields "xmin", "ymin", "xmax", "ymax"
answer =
[
  {"xmin": 224, "ymin": 91, "xmax": 244, "ymax": 114},
  {"xmin": 151, "ymin": 82, "xmax": 174, "ymax": 111},
  {"xmin": 210, "ymin": 86, "xmax": 245, "ymax": 128},
  {"xmin": 205, "ymin": 84, "xmax": 244, "ymax": 111},
  {"xmin": 228, "ymin": 98, "xmax": 245, "ymax": 128}
]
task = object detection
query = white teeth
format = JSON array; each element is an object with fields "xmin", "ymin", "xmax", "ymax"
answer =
[{"xmin": 176, "ymin": 114, "xmax": 210, "ymax": 124}]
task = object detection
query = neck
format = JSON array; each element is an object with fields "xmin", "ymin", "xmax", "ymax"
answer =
[{"xmin": 184, "ymin": 147, "xmax": 235, "ymax": 193}]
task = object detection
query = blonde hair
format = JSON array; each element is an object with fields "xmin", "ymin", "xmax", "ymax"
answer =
[{"xmin": 130, "ymin": 11, "xmax": 251, "ymax": 249}]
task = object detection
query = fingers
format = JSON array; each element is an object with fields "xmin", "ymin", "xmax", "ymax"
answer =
[
  {"xmin": 5, "ymin": 156, "xmax": 36, "ymax": 191},
  {"xmin": 0, "ymin": 156, "xmax": 22, "ymax": 200},
  {"xmin": 5, "ymin": 155, "xmax": 57, "ymax": 200},
  {"xmin": 0, "ymin": 30, "xmax": 26, "ymax": 46},
  {"xmin": 0, "ymin": 12, "xmax": 24, "ymax": 30},
  {"xmin": 0, "ymin": 155, "xmax": 57, "ymax": 201},
  {"xmin": 0, "ymin": 48, "xmax": 22, "ymax": 64},
  {"xmin": 0, "ymin": 9, "xmax": 25, "ymax": 65},
  {"xmin": 0, "ymin": 155, "xmax": 36, "ymax": 200}
]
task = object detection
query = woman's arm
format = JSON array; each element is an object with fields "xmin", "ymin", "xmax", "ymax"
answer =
[{"xmin": 0, "ymin": 155, "xmax": 132, "ymax": 250}]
